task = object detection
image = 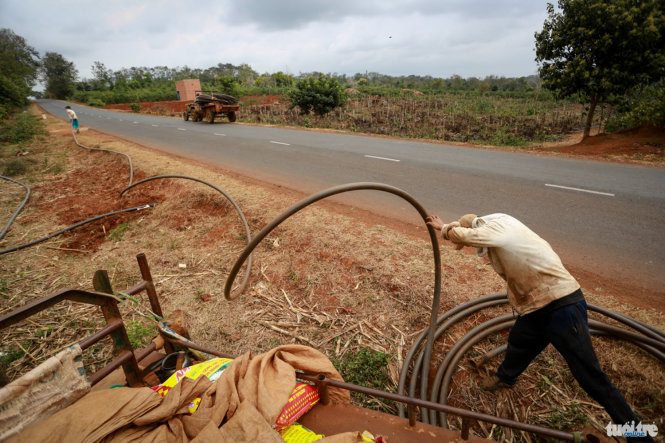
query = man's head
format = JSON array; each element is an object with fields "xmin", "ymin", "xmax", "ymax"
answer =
[
  {"xmin": 65, "ymin": 106, "xmax": 71, "ymax": 109},
  {"xmin": 458, "ymin": 214, "xmax": 477, "ymax": 228}
]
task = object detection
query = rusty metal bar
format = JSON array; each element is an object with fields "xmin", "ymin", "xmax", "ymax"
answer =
[
  {"xmin": 136, "ymin": 253, "xmax": 163, "ymax": 319},
  {"xmin": 79, "ymin": 318, "xmax": 124, "ymax": 350},
  {"xmin": 461, "ymin": 417, "xmax": 471, "ymax": 440},
  {"xmin": 93, "ymin": 270, "xmax": 142, "ymax": 387},
  {"xmin": 407, "ymin": 404, "xmax": 416, "ymax": 427},
  {"xmin": 0, "ymin": 289, "xmax": 123, "ymax": 330},
  {"xmin": 131, "ymin": 254, "xmax": 174, "ymax": 354},
  {"xmin": 316, "ymin": 373, "xmax": 330, "ymax": 406},
  {"xmin": 123, "ymin": 281, "xmax": 146, "ymax": 296},
  {"xmin": 296, "ymin": 373, "xmax": 583, "ymax": 442},
  {"xmin": 135, "ymin": 342, "xmax": 158, "ymax": 364},
  {"xmin": 88, "ymin": 350, "xmax": 134, "ymax": 386}
]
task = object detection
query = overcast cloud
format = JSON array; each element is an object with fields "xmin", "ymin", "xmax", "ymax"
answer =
[{"xmin": 1, "ymin": 1, "xmax": 552, "ymax": 81}]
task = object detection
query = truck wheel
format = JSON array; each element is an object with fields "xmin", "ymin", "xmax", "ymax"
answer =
[
  {"xmin": 206, "ymin": 110, "xmax": 215, "ymax": 124},
  {"xmin": 183, "ymin": 111, "xmax": 189, "ymax": 121},
  {"xmin": 228, "ymin": 111, "xmax": 237, "ymax": 123}
]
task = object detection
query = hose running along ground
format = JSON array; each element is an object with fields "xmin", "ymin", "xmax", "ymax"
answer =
[
  {"xmin": 223, "ymin": 182, "xmax": 444, "ymax": 418},
  {"xmin": 0, "ymin": 204, "xmax": 154, "ymax": 256},
  {"xmin": 71, "ymin": 128, "xmax": 134, "ymax": 188},
  {"xmin": 0, "ymin": 176, "xmax": 30, "ymax": 240},
  {"xmin": 397, "ymin": 293, "xmax": 665, "ymax": 429},
  {"xmin": 121, "ymin": 175, "xmax": 253, "ymax": 298}
]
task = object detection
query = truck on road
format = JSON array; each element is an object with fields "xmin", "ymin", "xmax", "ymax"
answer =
[{"xmin": 183, "ymin": 91, "xmax": 239, "ymax": 123}]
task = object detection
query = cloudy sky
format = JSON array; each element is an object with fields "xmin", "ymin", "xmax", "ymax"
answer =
[{"xmin": 1, "ymin": 1, "xmax": 553, "ymax": 81}]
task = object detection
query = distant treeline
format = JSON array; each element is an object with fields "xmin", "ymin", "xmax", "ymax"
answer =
[{"xmin": 70, "ymin": 61, "xmax": 549, "ymax": 106}]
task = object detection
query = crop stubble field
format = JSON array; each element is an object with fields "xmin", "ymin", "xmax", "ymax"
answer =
[{"xmin": 0, "ymin": 105, "xmax": 664, "ymax": 440}]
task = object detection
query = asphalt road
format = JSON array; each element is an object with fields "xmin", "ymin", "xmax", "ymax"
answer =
[{"xmin": 37, "ymin": 100, "xmax": 665, "ymax": 295}]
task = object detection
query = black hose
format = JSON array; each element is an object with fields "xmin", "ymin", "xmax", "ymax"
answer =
[
  {"xmin": 222, "ymin": 182, "xmax": 443, "ymax": 399},
  {"xmin": 120, "ymin": 175, "xmax": 253, "ymax": 297},
  {"xmin": 402, "ymin": 296, "xmax": 510, "ymax": 422},
  {"xmin": 397, "ymin": 294, "xmax": 508, "ymax": 416},
  {"xmin": 0, "ymin": 204, "xmax": 154, "ymax": 256},
  {"xmin": 400, "ymin": 292, "xmax": 665, "ymax": 430},
  {"xmin": 71, "ymin": 128, "xmax": 134, "ymax": 188},
  {"xmin": 0, "ymin": 176, "xmax": 30, "ymax": 240}
]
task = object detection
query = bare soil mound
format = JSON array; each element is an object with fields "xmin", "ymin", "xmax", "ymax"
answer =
[{"xmin": 555, "ymin": 125, "xmax": 665, "ymax": 159}]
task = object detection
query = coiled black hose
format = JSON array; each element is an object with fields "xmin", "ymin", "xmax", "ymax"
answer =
[
  {"xmin": 397, "ymin": 293, "xmax": 665, "ymax": 429},
  {"xmin": 121, "ymin": 175, "xmax": 253, "ymax": 297},
  {"xmin": 0, "ymin": 176, "xmax": 30, "ymax": 240}
]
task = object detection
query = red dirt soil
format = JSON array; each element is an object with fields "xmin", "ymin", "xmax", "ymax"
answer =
[{"xmin": 551, "ymin": 124, "xmax": 665, "ymax": 157}]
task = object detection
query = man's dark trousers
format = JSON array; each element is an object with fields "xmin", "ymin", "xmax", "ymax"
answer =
[{"xmin": 496, "ymin": 298, "xmax": 642, "ymax": 429}]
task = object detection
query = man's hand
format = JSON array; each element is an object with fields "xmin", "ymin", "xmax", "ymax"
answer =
[{"xmin": 426, "ymin": 215, "xmax": 444, "ymax": 231}]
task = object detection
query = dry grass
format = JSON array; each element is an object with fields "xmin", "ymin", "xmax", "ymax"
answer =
[{"xmin": 1, "ymin": 105, "xmax": 663, "ymax": 441}]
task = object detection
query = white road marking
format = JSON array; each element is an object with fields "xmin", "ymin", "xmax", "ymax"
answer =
[
  {"xmin": 214, "ymin": 133, "xmax": 226, "ymax": 136},
  {"xmin": 152, "ymin": 124, "xmax": 159, "ymax": 127},
  {"xmin": 133, "ymin": 121, "xmax": 139, "ymax": 124},
  {"xmin": 177, "ymin": 128, "xmax": 186, "ymax": 131},
  {"xmin": 364, "ymin": 154, "xmax": 400, "ymax": 162},
  {"xmin": 270, "ymin": 140, "xmax": 290, "ymax": 145},
  {"xmin": 545, "ymin": 183, "xmax": 614, "ymax": 197}
]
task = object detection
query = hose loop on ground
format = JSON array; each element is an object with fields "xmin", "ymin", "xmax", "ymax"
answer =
[
  {"xmin": 71, "ymin": 128, "xmax": 134, "ymax": 188},
  {"xmin": 121, "ymin": 175, "xmax": 253, "ymax": 297},
  {"xmin": 222, "ymin": 182, "xmax": 443, "ymax": 404},
  {"xmin": 397, "ymin": 293, "xmax": 665, "ymax": 429}
]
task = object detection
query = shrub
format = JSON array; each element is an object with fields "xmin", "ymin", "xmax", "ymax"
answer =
[
  {"xmin": 0, "ymin": 110, "xmax": 43, "ymax": 144},
  {"xmin": 288, "ymin": 74, "xmax": 347, "ymax": 116},
  {"xmin": 605, "ymin": 81, "xmax": 665, "ymax": 132},
  {"xmin": 2, "ymin": 158, "xmax": 27, "ymax": 176},
  {"xmin": 87, "ymin": 98, "xmax": 105, "ymax": 107},
  {"xmin": 129, "ymin": 103, "xmax": 140, "ymax": 113}
]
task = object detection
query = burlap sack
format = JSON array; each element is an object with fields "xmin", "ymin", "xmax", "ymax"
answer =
[{"xmin": 0, "ymin": 344, "xmax": 90, "ymax": 440}]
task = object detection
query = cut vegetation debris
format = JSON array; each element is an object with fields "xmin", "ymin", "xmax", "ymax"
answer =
[{"xmin": 0, "ymin": 105, "xmax": 663, "ymax": 439}]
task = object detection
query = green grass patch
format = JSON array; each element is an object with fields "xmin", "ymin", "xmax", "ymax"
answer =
[
  {"xmin": 126, "ymin": 320, "xmax": 157, "ymax": 349},
  {"xmin": 108, "ymin": 222, "xmax": 129, "ymax": 241},
  {"xmin": 545, "ymin": 401, "xmax": 589, "ymax": 432},
  {"xmin": 331, "ymin": 345, "xmax": 394, "ymax": 412}
]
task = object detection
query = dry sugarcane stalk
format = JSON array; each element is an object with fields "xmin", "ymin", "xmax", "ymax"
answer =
[{"xmin": 258, "ymin": 321, "xmax": 317, "ymax": 348}]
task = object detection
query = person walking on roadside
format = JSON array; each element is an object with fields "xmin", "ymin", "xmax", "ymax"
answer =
[
  {"xmin": 65, "ymin": 106, "xmax": 80, "ymax": 134},
  {"xmin": 426, "ymin": 212, "xmax": 654, "ymax": 442}
]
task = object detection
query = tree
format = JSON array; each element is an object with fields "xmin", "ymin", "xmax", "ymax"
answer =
[
  {"xmin": 214, "ymin": 75, "xmax": 242, "ymax": 97},
  {"xmin": 40, "ymin": 52, "xmax": 78, "ymax": 99},
  {"xmin": 271, "ymin": 71, "xmax": 293, "ymax": 88},
  {"xmin": 535, "ymin": 0, "xmax": 665, "ymax": 138},
  {"xmin": 288, "ymin": 74, "xmax": 347, "ymax": 116},
  {"xmin": 0, "ymin": 28, "xmax": 40, "ymax": 116},
  {"xmin": 91, "ymin": 61, "xmax": 113, "ymax": 90}
]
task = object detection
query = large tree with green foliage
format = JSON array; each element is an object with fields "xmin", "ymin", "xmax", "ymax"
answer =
[
  {"xmin": 0, "ymin": 29, "xmax": 40, "ymax": 118},
  {"xmin": 288, "ymin": 74, "xmax": 347, "ymax": 116},
  {"xmin": 535, "ymin": 0, "xmax": 665, "ymax": 138},
  {"xmin": 40, "ymin": 52, "xmax": 78, "ymax": 99}
]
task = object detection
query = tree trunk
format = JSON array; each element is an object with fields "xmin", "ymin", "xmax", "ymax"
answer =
[{"xmin": 583, "ymin": 94, "xmax": 599, "ymax": 140}]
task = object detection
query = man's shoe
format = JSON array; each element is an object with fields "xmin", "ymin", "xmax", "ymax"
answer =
[{"xmin": 480, "ymin": 375, "xmax": 512, "ymax": 391}]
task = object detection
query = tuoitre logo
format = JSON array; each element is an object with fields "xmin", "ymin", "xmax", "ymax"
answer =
[{"xmin": 606, "ymin": 421, "xmax": 658, "ymax": 438}]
